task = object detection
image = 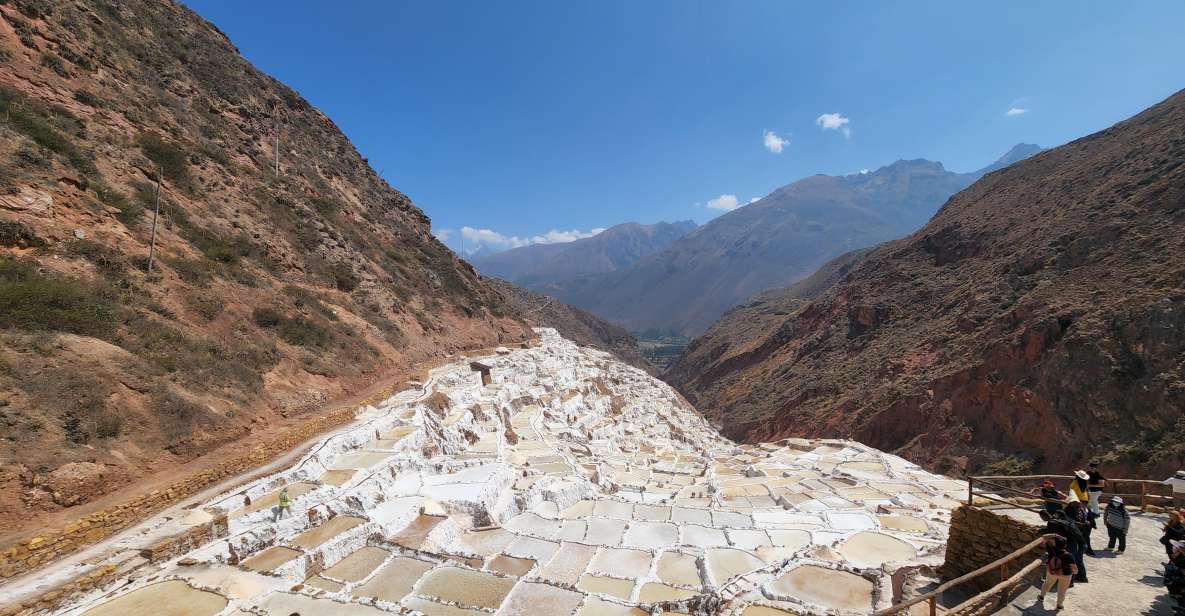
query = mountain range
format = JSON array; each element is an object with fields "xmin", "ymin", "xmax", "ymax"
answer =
[
  {"xmin": 666, "ymin": 91, "xmax": 1185, "ymax": 476},
  {"xmin": 537, "ymin": 144, "xmax": 1041, "ymax": 336},
  {"xmin": 471, "ymin": 220, "xmax": 697, "ymax": 287}
]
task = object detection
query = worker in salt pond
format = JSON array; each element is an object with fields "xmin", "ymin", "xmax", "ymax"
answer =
[{"xmin": 273, "ymin": 487, "xmax": 292, "ymax": 522}]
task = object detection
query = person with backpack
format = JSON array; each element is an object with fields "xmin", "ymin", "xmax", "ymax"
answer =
[
  {"xmin": 1038, "ymin": 535, "xmax": 1078, "ymax": 610},
  {"xmin": 1064, "ymin": 501, "xmax": 1091, "ymax": 580},
  {"xmin": 1162, "ymin": 511, "xmax": 1185, "ymax": 558},
  {"xmin": 1103, "ymin": 496, "xmax": 1130, "ymax": 553}
]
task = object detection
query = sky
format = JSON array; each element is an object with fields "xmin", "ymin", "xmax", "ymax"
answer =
[{"xmin": 185, "ymin": 1, "xmax": 1185, "ymax": 253}]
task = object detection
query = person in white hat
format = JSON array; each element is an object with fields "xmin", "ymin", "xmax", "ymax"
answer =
[
  {"xmin": 1069, "ymin": 470, "xmax": 1090, "ymax": 504},
  {"xmin": 1165, "ymin": 470, "xmax": 1185, "ymax": 509},
  {"xmin": 1103, "ymin": 496, "xmax": 1130, "ymax": 553}
]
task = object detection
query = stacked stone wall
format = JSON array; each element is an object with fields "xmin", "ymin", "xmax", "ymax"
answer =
[{"xmin": 941, "ymin": 505, "xmax": 1043, "ymax": 591}]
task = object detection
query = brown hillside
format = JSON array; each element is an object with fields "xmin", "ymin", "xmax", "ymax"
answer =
[
  {"xmin": 487, "ymin": 278, "xmax": 656, "ymax": 374},
  {"xmin": 667, "ymin": 88, "xmax": 1185, "ymax": 477},
  {"xmin": 0, "ymin": 0, "xmax": 528, "ymax": 538}
]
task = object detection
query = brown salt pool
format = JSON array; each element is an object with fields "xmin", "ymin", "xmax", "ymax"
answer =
[
  {"xmin": 577, "ymin": 574, "xmax": 635, "ymax": 600},
  {"xmin": 354, "ymin": 555, "xmax": 434, "ymax": 602},
  {"xmin": 318, "ymin": 469, "xmax": 356, "ymax": 486},
  {"xmin": 231, "ymin": 482, "xmax": 317, "ymax": 517},
  {"xmin": 289, "ymin": 515, "xmax": 365, "ymax": 549},
  {"xmin": 837, "ymin": 531, "xmax": 917, "ymax": 568},
  {"xmin": 655, "ymin": 551, "xmax": 701, "ymax": 587},
  {"xmin": 400, "ymin": 596, "xmax": 488, "ymax": 616},
  {"xmin": 766, "ymin": 565, "xmax": 873, "ymax": 611},
  {"xmin": 578, "ymin": 596, "xmax": 649, "ymax": 615},
  {"xmin": 498, "ymin": 581, "xmax": 586, "ymax": 615},
  {"xmin": 240, "ymin": 546, "xmax": 302, "ymax": 572},
  {"xmin": 705, "ymin": 548, "xmax": 765, "ymax": 586},
  {"xmin": 637, "ymin": 582, "xmax": 698, "ymax": 603},
  {"xmin": 322, "ymin": 546, "xmax": 391, "ymax": 582},
  {"xmin": 80, "ymin": 580, "xmax": 228, "ymax": 616},
  {"xmin": 415, "ymin": 566, "xmax": 516, "ymax": 609}
]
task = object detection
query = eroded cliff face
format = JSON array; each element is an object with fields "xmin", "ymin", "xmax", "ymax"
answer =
[
  {"xmin": 0, "ymin": 0, "xmax": 528, "ymax": 535},
  {"xmin": 667, "ymin": 88, "xmax": 1185, "ymax": 476}
]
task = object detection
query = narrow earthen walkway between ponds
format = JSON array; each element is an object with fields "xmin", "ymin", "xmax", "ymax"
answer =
[{"xmin": 995, "ymin": 512, "xmax": 1177, "ymax": 616}]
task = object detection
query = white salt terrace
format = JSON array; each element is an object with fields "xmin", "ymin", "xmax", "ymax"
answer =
[{"xmin": 58, "ymin": 329, "xmax": 965, "ymax": 616}]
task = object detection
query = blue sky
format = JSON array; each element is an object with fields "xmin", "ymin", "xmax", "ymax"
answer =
[{"xmin": 186, "ymin": 1, "xmax": 1185, "ymax": 253}]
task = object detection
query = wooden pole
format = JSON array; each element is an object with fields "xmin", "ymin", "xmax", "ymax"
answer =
[
  {"xmin": 146, "ymin": 167, "xmax": 162, "ymax": 274},
  {"xmin": 1141, "ymin": 482, "xmax": 1147, "ymax": 512},
  {"xmin": 967, "ymin": 476, "xmax": 974, "ymax": 506}
]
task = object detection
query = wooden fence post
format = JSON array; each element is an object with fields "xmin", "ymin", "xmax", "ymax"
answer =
[
  {"xmin": 1141, "ymin": 482, "xmax": 1148, "ymax": 512},
  {"xmin": 967, "ymin": 476, "xmax": 974, "ymax": 506}
]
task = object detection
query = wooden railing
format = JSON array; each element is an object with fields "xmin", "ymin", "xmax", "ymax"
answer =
[
  {"xmin": 872, "ymin": 534, "xmax": 1054, "ymax": 616},
  {"xmin": 966, "ymin": 474, "xmax": 1173, "ymax": 511}
]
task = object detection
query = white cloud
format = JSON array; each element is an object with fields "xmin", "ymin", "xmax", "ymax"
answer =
[
  {"xmin": 458, "ymin": 226, "xmax": 605, "ymax": 251},
  {"xmin": 1005, "ymin": 107, "xmax": 1028, "ymax": 116},
  {"xmin": 706, "ymin": 194, "xmax": 740, "ymax": 211},
  {"xmin": 762, "ymin": 130, "xmax": 789, "ymax": 153},
  {"xmin": 816, "ymin": 112, "xmax": 851, "ymax": 138},
  {"xmin": 749, "ymin": 197, "xmax": 760, "ymax": 204},
  {"xmin": 432, "ymin": 228, "xmax": 453, "ymax": 242}
]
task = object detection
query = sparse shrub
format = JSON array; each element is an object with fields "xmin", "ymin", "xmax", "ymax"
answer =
[
  {"xmin": 150, "ymin": 386, "xmax": 205, "ymax": 442},
  {"xmin": 14, "ymin": 0, "xmax": 52, "ymax": 19},
  {"xmin": 282, "ymin": 285, "xmax": 336, "ymax": 320},
  {"xmin": 310, "ymin": 195, "xmax": 341, "ymax": 217},
  {"xmin": 136, "ymin": 132, "xmax": 190, "ymax": 186},
  {"xmin": 0, "ymin": 258, "xmax": 117, "ymax": 338},
  {"xmin": 185, "ymin": 293, "xmax": 224, "ymax": 321},
  {"xmin": 0, "ymin": 86, "xmax": 96, "ymax": 175},
  {"xmin": 93, "ymin": 183, "xmax": 142, "ymax": 225},
  {"xmin": 39, "ymin": 52, "xmax": 69, "ymax": 77},
  {"xmin": 277, "ymin": 315, "xmax": 330, "ymax": 348},
  {"xmin": 0, "ymin": 220, "xmax": 46, "ymax": 248},
  {"xmin": 63, "ymin": 239, "xmax": 128, "ymax": 278},
  {"xmin": 163, "ymin": 256, "xmax": 213, "ymax": 285},
  {"xmin": 72, "ymin": 89, "xmax": 104, "ymax": 108},
  {"xmin": 251, "ymin": 307, "xmax": 282, "ymax": 328},
  {"xmin": 330, "ymin": 261, "xmax": 359, "ymax": 292}
]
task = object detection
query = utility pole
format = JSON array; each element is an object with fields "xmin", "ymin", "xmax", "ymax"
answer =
[{"xmin": 146, "ymin": 166, "xmax": 162, "ymax": 274}]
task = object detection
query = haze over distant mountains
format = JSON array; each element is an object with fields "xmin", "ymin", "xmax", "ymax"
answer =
[
  {"xmin": 471, "ymin": 220, "xmax": 697, "ymax": 286},
  {"xmin": 528, "ymin": 144, "xmax": 1041, "ymax": 336}
]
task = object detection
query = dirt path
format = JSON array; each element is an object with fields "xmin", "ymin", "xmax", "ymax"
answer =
[{"xmin": 996, "ymin": 512, "xmax": 1177, "ymax": 616}]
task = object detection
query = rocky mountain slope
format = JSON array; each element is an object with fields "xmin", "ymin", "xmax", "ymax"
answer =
[
  {"xmin": 0, "ymin": 0, "xmax": 529, "ymax": 537},
  {"xmin": 666, "ymin": 89, "xmax": 1185, "ymax": 476},
  {"xmin": 543, "ymin": 148, "xmax": 1038, "ymax": 336},
  {"xmin": 486, "ymin": 278, "xmax": 656, "ymax": 373},
  {"xmin": 471, "ymin": 220, "xmax": 696, "ymax": 287}
]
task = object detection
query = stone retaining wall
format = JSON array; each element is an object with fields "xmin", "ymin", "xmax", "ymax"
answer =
[
  {"xmin": 138, "ymin": 513, "xmax": 229, "ymax": 563},
  {"xmin": 941, "ymin": 505, "xmax": 1043, "ymax": 591},
  {"xmin": 0, "ymin": 402, "xmax": 361, "ymax": 581}
]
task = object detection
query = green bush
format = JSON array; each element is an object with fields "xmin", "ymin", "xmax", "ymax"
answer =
[
  {"xmin": 330, "ymin": 261, "xmax": 359, "ymax": 291},
  {"xmin": 39, "ymin": 52, "xmax": 69, "ymax": 77},
  {"xmin": 163, "ymin": 256, "xmax": 213, "ymax": 285},
  {"xmin": 282, "ymin": 284, "xmax": 336, "ymax": 320},
  {"xmin": 150, "ymin": 386, "xmax": 205, "ymax": 441},
  {"xmin": 93, "ymin": 183, "xmax": 142, "ymax": 225},
  {"xmin": 185, "ymin": 294, "xmax": 224, "ymax": 321},
  {"xmin": 0, "ymin": 258, "xmax": 117, "ymax": 338},
  {"xmin": 0, "ymin": 86, "xmax": 96, "ymax": 175},
  {"xmin": 0, "ymin": 220, "xmax": 46, "ymax": 248},
  {"xmin": 277, "ymin": 316, "xmax": 330, "ymax": 348},
  {"xmin": 64, "ymin": 239, "xmax": 128, "ymax": 278},
  {"xmin": 136, "ymin": 132, "xmax": 190, "ymax": 186},
  {"xmin": 72, "ymin": 90, "xmax": 104, "ymax": 108},
  {"xmin": 252, "ymin": 307, "xmax": 282, "ymax": 328}
]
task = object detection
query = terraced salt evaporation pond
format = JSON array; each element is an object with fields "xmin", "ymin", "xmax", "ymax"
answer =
[{"xmin": 60, "ymin": 329, "xmax": 965, "ymax": 616}]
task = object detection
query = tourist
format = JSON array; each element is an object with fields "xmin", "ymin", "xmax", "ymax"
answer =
[
  {"xmin": 274, "ymin": 487, "xmax": 292, "ymax": 522},
  {"xmin": 1040, "ymin": 509, "xmax": 1086, "ymax": 586},
  {"xmin": 1165, "ymin": 471, "xmax": 1185, "ymax": 509},
  {"xmin": 1038, "ymin": 535, "xmax": 1077, "ymax": 610},
  {"xmin": 1069, "ymin": 470, "xmax": 1090, "ymax": 504},
  {"xmin": 1064, "ymin": 501, "xmax": 1090, "ymax": 580},
  {"xmin": 1104, "ymin": 496, "xmax": 1130, "ymax": 553},
  {"xmin": 1087, "ymin": 461, "xmax": 1107, "ymax": 515},
  {"xmin": 1031, "ymin": 479, "xmax": 1067, "ymax": 515},
  {"xmin": 1162, "ymin": 511, "xmax": 1185, "ymax": 558},
  {"xmin": 1164, "ymin": 540, "xmax": 1185, "ymax": 602}
]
